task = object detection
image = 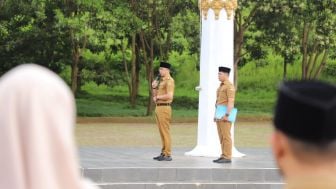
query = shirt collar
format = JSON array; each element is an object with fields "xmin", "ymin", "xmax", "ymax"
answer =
[{"xmin": 162, "ymin": 75, "xmax": 171, "ymax": 80}]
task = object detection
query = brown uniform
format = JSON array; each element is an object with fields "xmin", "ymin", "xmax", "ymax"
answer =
[
  {"xmin": 155, "ymin": 75, "xmax": 175, "ymax": 156},
  {"xmin": 216, "ymin": 80, "xmax": 235, "ymax": 159},
  {"xmin": 285, "ymin": 176, "xmax": 336, "ymax": 189}
]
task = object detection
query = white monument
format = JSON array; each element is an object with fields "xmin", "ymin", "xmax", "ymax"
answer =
[{"xmin": 185, "ymin": 0, "xmax": 245, "ymax": 157}]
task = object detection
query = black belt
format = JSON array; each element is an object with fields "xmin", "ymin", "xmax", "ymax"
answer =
[{"xmin": 156, "ymin": 103, "xmax": 171, "ymax": 106}]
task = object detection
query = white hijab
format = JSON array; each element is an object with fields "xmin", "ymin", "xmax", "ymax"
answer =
[{"xmin": 0, "ymin": 64, "xmax": 98, "ymax": 189}]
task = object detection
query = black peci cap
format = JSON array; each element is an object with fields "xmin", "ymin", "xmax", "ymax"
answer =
[
  {"xmin": 219, "ymin": 66, "xmax": 231, "ymax": 73},
  {"xmin": 160, "ymin": 62, "xmax": 171, "ymax": 69},
  {"xmin": 274, "ymin": 80, "xmax": 336, "ymax": 144}
]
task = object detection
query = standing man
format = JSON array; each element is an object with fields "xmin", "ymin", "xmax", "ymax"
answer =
[
  {"xmin": 272, "ymin": 80, "xmax": 336, "ymax": 189},
  {"xmin": 152, "ymin": 62, "xmax": 175, "ymax": 161},
  {"xmin": 213, "ymin": 66, "xmax": 235, "ymax": 163}
]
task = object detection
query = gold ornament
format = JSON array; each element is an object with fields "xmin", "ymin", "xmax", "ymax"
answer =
[
  {"xmin": 200, "ymin": 0, "xmax": 211, "ymax": 20},
  {"xmin": 210, "ymin": 0, "xmax": 225, "ymax": 20},
  {"xmin": 200, "ymin": 0, "xmax": 238, "ymax": 20}
]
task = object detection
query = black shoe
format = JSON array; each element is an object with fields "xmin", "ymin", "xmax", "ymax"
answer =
[
  {"xmin": 215, "ymin": 158, "xmax": 231, "ymax": 163},
  {"xmin": 213, "ymin": 157, "xmax": 222, "ymax": 162},
  {"xmin": 153, "ymin": 153, "xmax": 164, "ymax": 160},
  {"xmin": 157, "ymin": 155, "xmax": 172, "ymax": 161}
]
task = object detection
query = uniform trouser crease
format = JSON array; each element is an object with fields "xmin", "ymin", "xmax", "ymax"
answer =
[
  {"xmin": 155, "ymin": 106, "xmax": 172, "ymax": 156},
  {"xmin": 216, "ymin": 121, "xmax": 232, "ymax": 159}
]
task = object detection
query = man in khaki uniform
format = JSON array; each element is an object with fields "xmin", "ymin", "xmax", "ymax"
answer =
[
  {"xmin": 213, "ymin": 66, "xmax": 235, "ymax": 164},
  {"xmin": 272, "ymin": 80, "xmax": 336, "ymax": 189},
  {"xmin": 151, "ymin": 62, "xmax": 175, "ymax": 161}
]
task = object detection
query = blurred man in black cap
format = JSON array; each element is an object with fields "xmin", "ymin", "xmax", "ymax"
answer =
[
  {"xmin": 213, "ymin": 66, "xmax": 235, "ymax": 163},
  {"xmin": 151, "ymin": 62, "xmax": 175, "ymax": 161},
  {"xmin": 272, "ymin": 80, "xmax": 336, "ymax": 188}
]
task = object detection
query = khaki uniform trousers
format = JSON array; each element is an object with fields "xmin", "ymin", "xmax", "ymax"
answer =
[
  {"xmin": 216, "ymin": 121, "xmax": 232, "ymax": 159},
  {"xmin": 155, "ymin": 106, "xmax": 172, "ymax": 156}
]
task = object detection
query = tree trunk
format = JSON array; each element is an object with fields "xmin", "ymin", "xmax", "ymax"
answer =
[
  {"xmin": 233, "ymin": 4, "xmax": 259, "ymax": 89},
  {"xmin": 130, "ymin": 34, "xmax": 137, "ymax": 107},
  {"xmin": 76, "ymin": 58, "xmax": 83, "ymax": 92},
  {"xmin": 234, "ymin": 27, "xmax": 244, "ymax": 90},
  {"xmin": 135, "ymin": 44, "xmax": 141, "ymax": 99},
  {"xmin": 312, "ymin": 50, "xmax": 328, "ymax": 79},
  {"xmin": 146, "ymin": 39, "xmax": 155, "ymax": 116},
  {"xmin": 308, "ymin": 52, "xmax": 320, "ymax": 79},
  {"xmin": 121, "ymin": 37, "xmax": 132, "ymax": 105},
  {"xmin": 71, "ymin": 48, "xmax": 79, "ymax": 95},
  {"xmin": 70, "ymin": 26, "xmax": 87, "ymax": 96},
  {"xmin": 306, "ymin": 40, "xmax": 319, "ymax": 79},
  {"xmin": 139, "ymin": 30, "xmax": 154, "ymax": 116},
  {"xmin": 301, "ymin": 22, "xmax": 310, "ymax": 79},
  {"xmin": 283, "ymin": 58, "xmax": 287, "ymax": 80}
]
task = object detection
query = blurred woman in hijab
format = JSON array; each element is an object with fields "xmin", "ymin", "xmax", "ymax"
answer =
[{"xmin": 0, "ymin": 64, "xmax": 99, "ymax": 189}]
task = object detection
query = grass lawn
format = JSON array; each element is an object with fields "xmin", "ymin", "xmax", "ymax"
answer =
[
  {"xmin": 75, "ymin": 121, "xmax": 273, "ymax": 148},
  {"xmin": 76, "ymin": 82, "xmax": 277, "ymax": 117}
]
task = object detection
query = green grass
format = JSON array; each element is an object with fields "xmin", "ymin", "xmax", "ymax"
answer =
[
  {"xmin": 76, "ymin": 83, "xmax": 276, "ymax": 117},
  {"xmin": 76, "ymin": 58, "xmax": 335, "ymax": 117},
  {"xmin": 76, "ymin": 84, "xmax": 276, "ymax": 117},
  {"xmin": 76, "ymin": 99, "xmax": 148, "ymax": 117},
  {"xmin": 75, "ymin": 121, "xmax": 273, "ymax": 148}
]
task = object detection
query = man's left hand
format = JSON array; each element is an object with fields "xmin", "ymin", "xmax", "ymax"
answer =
[{"xmin": 221, "ymin": 116, "xmax": 229, "ymax": 121}]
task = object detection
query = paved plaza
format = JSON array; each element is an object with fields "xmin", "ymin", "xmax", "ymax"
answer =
[
  {"xmin": 79, "ymin": 147, "xmax": 283, "ymax": 189},
  {"xmin": 79, "ymin": 147, "xmax": 277, "ymax": 169}
]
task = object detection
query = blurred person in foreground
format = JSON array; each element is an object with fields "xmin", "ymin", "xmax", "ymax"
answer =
[
  {"xmin": 272, "ymin": 80, "xmax": 336, "ymax": 189},
  {"xmin": 0, "ymin": 64, "xmax": 99, "ymax": 189}
]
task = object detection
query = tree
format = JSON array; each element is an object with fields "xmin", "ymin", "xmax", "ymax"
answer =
[
  {"xmin": 253, "ymin": 1, "xmax": 300, "ymax": 79},
  {"xmin": 255, "ymin": 0, "xmax": 336, "ymax": 80},
  {"xmin": 111, "ymin": 1, "xmax": 143, "ymax": 107},
  {"xmin": 55, "ymin": 0, "xmax": 104, "ymax": 95},
  {"xmin": 298, "ymin": 1, "xmax": 336, "ymax": 79},
  {"xmin": 130, "ymin": 0, "xmax": 188, "ymax": 115},
  {"xmin": 234, "ymin": 1, "xmax": 265, "ymax": 88},
  {"xmin": 0, "ymin": 0, "xmax": 68, "ymax": 74}
]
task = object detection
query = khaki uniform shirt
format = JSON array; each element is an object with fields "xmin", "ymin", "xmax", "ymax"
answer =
[
  {"xmin": 216, "ymin": 80, "xmax": 235, "ymax": 105},
  {"xmin": 285, "ymin": 176, "xmax": 336, "ymax": 189},
  {"xmin": 156, "ymin": 76, "xmax": 174, "ymax": 103}
]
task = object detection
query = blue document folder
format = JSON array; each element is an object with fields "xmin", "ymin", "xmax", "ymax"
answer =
[{"xmin": 215, "ymin": 105, "xmax": 238, "ymax": 122}]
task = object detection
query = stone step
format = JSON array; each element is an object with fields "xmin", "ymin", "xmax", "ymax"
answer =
[
  {"xmin": 97, "ymin": 182, "xmax": 284, "ymax": 189},
  {"xmin": 83, "ymin": 167, "xmax": 282, "ymax": 183}
]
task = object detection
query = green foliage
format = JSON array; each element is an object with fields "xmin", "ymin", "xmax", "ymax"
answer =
[
  {"xmin": 169, "ymin": 51, "xmax": 199, "ymax": 90},
  {"xmin": 0, "ymin": 0, "xmax": 69, "ymax": 73},
  {"xmin": 59, "ymin": 65, "xmax": 72, "ymax": 84},
  {"xmin": 171, "ymin": 9, "xmax": 200, "ymax": 54},
  {"xmin": 322, "ymin": 60, "xmax": 336, "ymax": 83},
  {"xmin": 76, "ymin": 53, "xmax": 336, "ymax": 117},
  {"xmin": 239, "ymin": 54, "xmax": 300, "ymax": 91},
  {"xmin": 1, "ymin": 0, "xmax": 336, "ymax": 117},
  {"xmin": 254, "ymin": 0, "xmax": 336, "ymax": 79}
]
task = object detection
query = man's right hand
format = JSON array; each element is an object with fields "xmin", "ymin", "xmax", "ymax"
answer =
[{"xmin": 152, "ymin": 80, "xmax": 158, "ymax": 89}]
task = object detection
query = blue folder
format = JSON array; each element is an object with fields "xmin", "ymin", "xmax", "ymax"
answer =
[{"xmin": 215, "ymin": 105, "xmax": 238, "ymax": 122}]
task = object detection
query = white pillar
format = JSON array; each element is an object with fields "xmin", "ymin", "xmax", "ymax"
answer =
[{"xmin": 185, "ymin": 0, "xmax": 245, "ymax": 158}]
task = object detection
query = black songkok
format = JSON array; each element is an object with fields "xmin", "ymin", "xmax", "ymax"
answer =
[
  {"xmin": 274, "ymin": 80, "xmax": 336, "ymax": 144},
  {"xmin": 160, "ymin": 62, "xmax": 171, "ymax": 69},
  {"xmin": 219, "ymin": 67, "xmax": 231, "ymax": 74}
]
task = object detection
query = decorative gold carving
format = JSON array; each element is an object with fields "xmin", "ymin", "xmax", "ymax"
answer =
[
  {"xmin": 200, "ymin": 0, "xmax": 211, "ymax": 20},
  {"xmin": 199, "ymin": 0, "xmax": 238, "ymax": 20},
  {"xmin": 210, "ymin": 0, "xmax": 225, "ymax": 20}
]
